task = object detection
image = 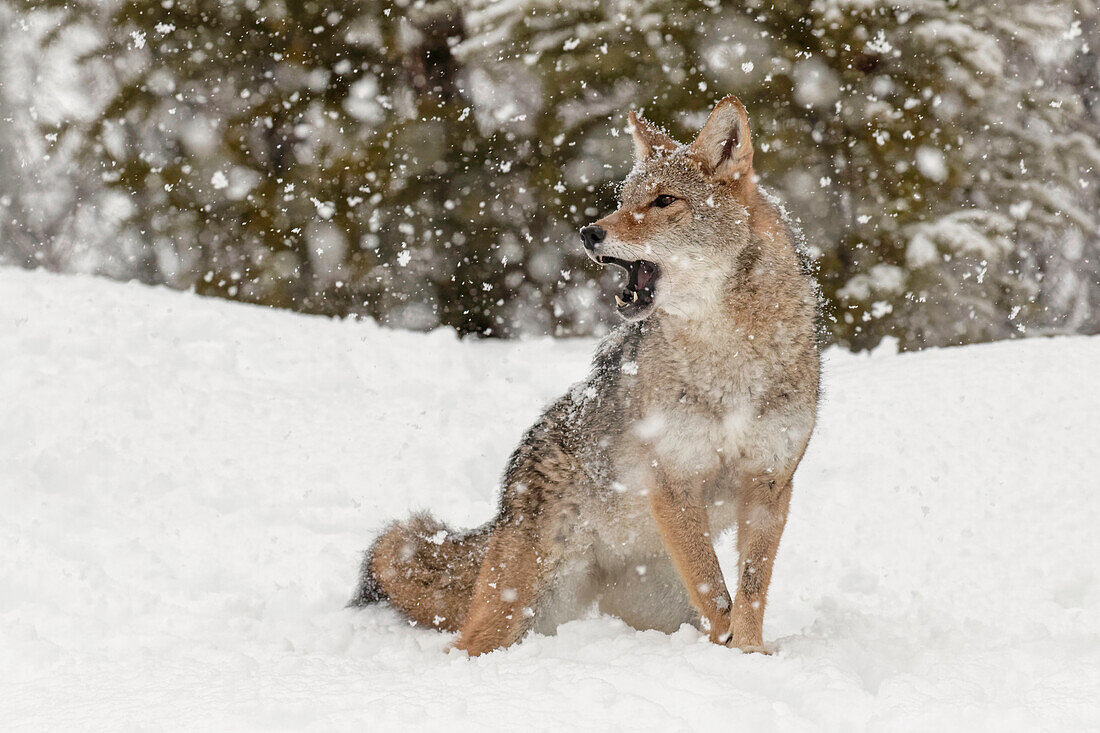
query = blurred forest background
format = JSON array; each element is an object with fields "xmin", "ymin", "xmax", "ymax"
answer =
[{"xmin": 1, "ymin": 0, "xmax": 1098, "ymax": 350}]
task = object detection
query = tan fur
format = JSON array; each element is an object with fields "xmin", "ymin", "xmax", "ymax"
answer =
[
  {"xmin": 352, "ymin": 95, "xmax": 821, "ymax": 656},
  {"xmin": 367, "ymin": 515, "xmax": 490, "ymax": 631},
  {"xmin": 628, "ymin": 110, "xmax": 677, "ymax": 161},
  {"xmin": 649, "ymin": 479, "xmax": 732, "ymax": 643},
  {"xmin": 728, "ymin": 476, "xmax": 794, "ymax": 651}
]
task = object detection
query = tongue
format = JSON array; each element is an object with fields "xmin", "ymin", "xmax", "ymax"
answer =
[{"xmin": 634, "ymin": 261, "xmax": 657, "ymax": 290}]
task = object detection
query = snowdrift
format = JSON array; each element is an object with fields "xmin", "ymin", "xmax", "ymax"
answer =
[{"xmin": 2, "ymin": 269, "xmax": 1098, "ymax": 731}]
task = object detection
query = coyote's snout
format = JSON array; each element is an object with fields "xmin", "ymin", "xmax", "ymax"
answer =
[
  {"xmin": 352, "ymin": 95, "xmax": 821, "ymax": 657},
  {"xmin": 581, "ymin": 221, "xmax": 661, "ymax": 319}
]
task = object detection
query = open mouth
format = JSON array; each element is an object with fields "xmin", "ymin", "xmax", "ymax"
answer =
[{"xmin": 592, "ymin": 255, "xmax": 661, "ymax": 319}]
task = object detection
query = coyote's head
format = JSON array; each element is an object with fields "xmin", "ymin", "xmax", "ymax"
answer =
[{"xmin": 581, "ymin": 96, "xmax": 762, "ymax": 321}]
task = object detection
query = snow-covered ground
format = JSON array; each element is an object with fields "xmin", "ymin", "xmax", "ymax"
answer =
[{"xmin": 2, "ymin": 268, "xmax": 1098, "ymax": 731}]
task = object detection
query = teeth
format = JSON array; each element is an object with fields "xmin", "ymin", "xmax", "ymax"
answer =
[{"xmin": 615, "ymin": 290, "xmax": 640, "ymax": 308}]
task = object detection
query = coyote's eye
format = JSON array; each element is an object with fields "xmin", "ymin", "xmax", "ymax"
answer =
[{"xmin": 650, "ymin": 194, "xmax": 677, "ymax": 208}]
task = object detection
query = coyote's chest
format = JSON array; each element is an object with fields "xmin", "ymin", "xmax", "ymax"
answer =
[
  {"xmin": 627, "ymin": 340, "xmax": 811, "ymax": 483},
  {"xmin": 594, "ymin": 374, "xmax": 803, "ymax": 560},
  {"xmin": 643, "ymin": 399, "xmax": 749, "ymax": 476}
]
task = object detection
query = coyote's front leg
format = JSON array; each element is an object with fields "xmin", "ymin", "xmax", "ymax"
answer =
[
  {"xmin": 649, "ymin": 476, "xmax": 734, "ymax": 644},
  {"xmin": 725, "ymin": 478, "xmax": 793, "ymax": 652}
]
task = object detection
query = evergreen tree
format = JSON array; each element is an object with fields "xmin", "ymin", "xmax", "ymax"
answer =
[
  {"xmin": 13, "ymin": 0, "xmax": 1100, "ymax": 349},
  {"xmin": 457, "ymin": 0, "xmax": 1100, "ymax": 347}
]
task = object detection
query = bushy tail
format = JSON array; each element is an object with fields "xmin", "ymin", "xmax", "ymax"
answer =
[{"xmin": 349, "ymin": 513, "xmax": 492, "ymax": 632}]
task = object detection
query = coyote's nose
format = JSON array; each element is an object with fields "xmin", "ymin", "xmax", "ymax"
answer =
[{"xmin": 580, "ymin": 224, "xmax": 606, "ymax": 252}]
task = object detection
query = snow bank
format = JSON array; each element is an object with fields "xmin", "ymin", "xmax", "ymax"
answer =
[{"xmin": 2, "ymin": 269, "xmax": 1098, "ymax": 731}]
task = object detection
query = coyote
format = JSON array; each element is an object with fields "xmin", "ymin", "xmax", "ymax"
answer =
[{"xmin": 351, "ymin": 96, "xmax": 821, "ymax": 656}]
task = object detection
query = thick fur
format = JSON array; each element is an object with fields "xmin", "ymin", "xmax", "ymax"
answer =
[
  {"xmin": 352, "ymin": 514, "xmax": 492, "ymax": 632},
  {"xmin": 352, "ymin": 96, "xmax": 821, "ymax": 656}
]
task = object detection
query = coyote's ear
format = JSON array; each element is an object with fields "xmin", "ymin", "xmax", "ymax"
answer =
[
  {"xmin": 688, "ymin": 96, "xmax": 754, "ymax": 183},
  {"xmin": 628, "ymin": 110, "xmax": 677, "ymax": 164}
]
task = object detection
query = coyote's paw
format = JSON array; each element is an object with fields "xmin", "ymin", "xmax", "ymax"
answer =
[
  {"xmin": 451, "ymin": 628, "xmax": 510, "ymax": 657},
  {"xmin": 450, "ymin": 637, "xmax": 484, "ymax": 657},
  {"xmin": 704, "ymin": 613, "xmax": 734, "ymax": 646},
  {"xmin": 722, "ymin": 625, "xmax": 771, "ymax": 654}
]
